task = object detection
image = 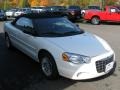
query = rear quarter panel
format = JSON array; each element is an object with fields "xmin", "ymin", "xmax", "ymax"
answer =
[
  {"xmin": 84, "ymin": 10, "xmax": 104, "ymax": 20},
  {"xmin": 4, "ymin": 22, "xmax": 20, "ymax": 46},
  {"xmin": 4, "ymin": 22, "xmax": 13, "ymax": 35}
]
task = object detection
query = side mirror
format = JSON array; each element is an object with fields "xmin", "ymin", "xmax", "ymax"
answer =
[{"xmin": 76, "ymin": 24, "xmax": 79, "ymax": 27}]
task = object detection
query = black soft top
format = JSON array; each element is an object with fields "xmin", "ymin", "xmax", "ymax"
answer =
[
  {"xmin": 16, "ymin": 12, "xmax": 64, "ymax": 19},
  {"xmin": 12, "ymin": 12, "xmax": 65, "ymax": 25}
]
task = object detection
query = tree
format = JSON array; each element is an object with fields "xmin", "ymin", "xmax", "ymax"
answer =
[
  {"xmin": 39, "ymin": 0, "xmax": 49, "ymax": 6},
  {"xmin": 17, "ymin": 0, "xmax": 23, "ymax": 8},
  {"xmin": 9, "ymin": 0, "xmax": 17, "ymax": 8},
  {"xmin": 106, "ymin": 0, "xmax": 117, "ymax": 5},
  {"xmin": 1, "ymin": 0, "xmax": 120, "ymax": 9}
]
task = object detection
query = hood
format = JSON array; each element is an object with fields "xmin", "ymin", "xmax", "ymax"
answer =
[{"xmin": 46, "ymin": 32, "xmax": 108, "ymax": 57}]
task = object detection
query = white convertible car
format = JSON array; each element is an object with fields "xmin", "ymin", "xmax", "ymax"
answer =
[{"xmin": 4, "ymin": 13, "xmax": 115, "ymax": 80}]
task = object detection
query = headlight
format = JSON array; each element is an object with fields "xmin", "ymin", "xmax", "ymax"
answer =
[{"xmin": 62, "ymin": 52, "xmax": 91, "ymax": 64}]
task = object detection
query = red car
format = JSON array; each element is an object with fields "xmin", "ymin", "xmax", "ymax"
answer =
[{"xmin": 84, "ymin": 6, "xmax": 120, "ymax": 25}]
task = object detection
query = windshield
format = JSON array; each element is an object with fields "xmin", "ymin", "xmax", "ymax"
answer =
[
  {"xmin": 33, "ymin": 18, "xmax": 84, "ymax": 37},
  {"xmin": 116, "ymin": 6, "xmax": 120, "ymax": 10}
]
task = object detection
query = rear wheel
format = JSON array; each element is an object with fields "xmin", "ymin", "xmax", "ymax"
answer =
[
  {"xmin": 39, "ymin": 53, "xmax": 59, "ymax": 80},
  {"xmin": 5, "ymin": 34, "xmax": 12, "ymax": 49},
  {"xmin": 91, "ymin": 17, "xmax": 100, "ymax": 25}
]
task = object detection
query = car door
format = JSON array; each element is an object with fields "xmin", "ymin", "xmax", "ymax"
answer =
[{"xmin": 14, "ymin": 17, "xmax": 38, "ymax": 60}]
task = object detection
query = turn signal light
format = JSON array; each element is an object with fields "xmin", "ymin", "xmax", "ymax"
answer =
[{"xmin": 62, "ymin": 53, "xmax": 69, "ymax": 61}]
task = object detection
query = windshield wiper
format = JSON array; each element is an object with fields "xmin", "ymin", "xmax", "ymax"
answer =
[
  {"xmin": 40, "ymin": 31, "xmax": 84, "ymax": 37},
  {"xmin": 41, "ymin": 32, "xmax": 63, "ymax": 36},
  {"xmin": 63, "ymin": 31, "xmax": 83, "ymax": 35}
]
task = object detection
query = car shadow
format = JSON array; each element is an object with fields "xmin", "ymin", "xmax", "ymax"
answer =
[
  {"xmin": 0, "ymin": 33, "xmax": 41, "ymax": 89},
  {"xmin": 102, "ymin": 22, "xmax": 120, "ymax": 25},
  {"xmin": 0, "ymin": 32, "xmax": 116, "ymax": 90}
]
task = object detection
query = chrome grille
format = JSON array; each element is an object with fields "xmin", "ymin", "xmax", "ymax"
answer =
[{"xmin": 96, "ymin": 55, "xmax": 114, "ymax": 73}]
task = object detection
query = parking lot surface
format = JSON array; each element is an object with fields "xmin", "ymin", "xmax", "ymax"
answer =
[{"xmin": 0, "ymin": 21, "xmax": 120, "ymax": 90}]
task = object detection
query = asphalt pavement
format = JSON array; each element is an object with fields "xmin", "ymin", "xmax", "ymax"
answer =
[{"xmin": 0, "ymin": 21, "xmax": 120, "ymax": 90}]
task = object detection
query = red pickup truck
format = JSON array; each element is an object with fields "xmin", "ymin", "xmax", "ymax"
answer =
[{"xmin": 84, "ymin": 6, "xmax": 120, "ymax": 25}]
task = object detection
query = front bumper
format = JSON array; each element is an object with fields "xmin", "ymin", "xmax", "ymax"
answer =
[
  {"xmin": 71, "ymin": 61, "xmax": 115, "ymax": 80},
  {"xmin": 58, "ymin": 51, "xmax": 115, "ymax": 80}
]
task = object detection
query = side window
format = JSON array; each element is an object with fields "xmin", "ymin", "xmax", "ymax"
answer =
[
  {"xmin": 15, "ymin": 17, "xmax": 33, "ymax": 31},
  {"xmin": 110, "ymin": 8, "xmax": 117, "ymax": 13},
  {"xmin": 16, "ymin": 17, "xmax": 25, "ymax": 27},
  {"xmin": 15, "ymin": 17, "xmax": 36, "ymax": 36}
]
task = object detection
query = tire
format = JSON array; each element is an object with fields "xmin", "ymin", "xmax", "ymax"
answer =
[
  {"xmin": 5, "ymin": 34, "xmax": 12, "ymax": 49},
  {"xmin": 39, "ymin": 53, "xmax": 59, "ymax": 80},
  {"xmin": 91, "ymin": 17, "xmax": 100, "ymax": 25}
]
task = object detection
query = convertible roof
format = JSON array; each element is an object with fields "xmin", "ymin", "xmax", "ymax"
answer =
[
  {"xmin": 17, "ymin": 12, "xmax": 64, "ymax": 19},
  {"xmin": 12, "ymin": 12, "xmax": 65, "ymax": 25}
]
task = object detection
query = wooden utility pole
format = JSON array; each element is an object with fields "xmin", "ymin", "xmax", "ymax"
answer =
[
  {"xmin": 101, "ymin": 0, "xmax": 105, "ymax": 10},
  {"xmin": 4, "ymin": 0, "xmax": 7, "ymax": 10}
]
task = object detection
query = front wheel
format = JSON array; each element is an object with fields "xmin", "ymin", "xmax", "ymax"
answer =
[
  {"xmin": 39, "ymin": 53, "xmax": 59, "ymax": 79},
  {"xmin": 91, "ymin": 17, "xmax": 100, "ymax": 25},
  {"xmin": 81, "ymin": 13, "xmax": 85, "ymax": 18}
]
